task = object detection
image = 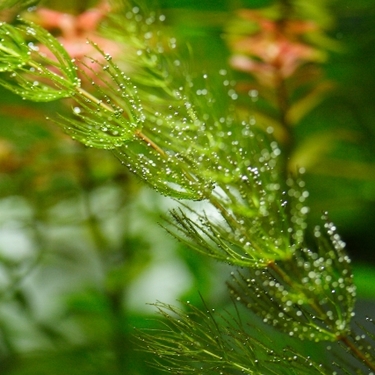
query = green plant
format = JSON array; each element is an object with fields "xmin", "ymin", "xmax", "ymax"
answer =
[{"xmin": 0, "ymin": 1, "xmax": 374, "ymax": 374}]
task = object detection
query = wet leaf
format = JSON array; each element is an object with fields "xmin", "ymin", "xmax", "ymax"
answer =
[{"xmin": 0, "ymin": 20, "xmax": 79, "ymax": 101}]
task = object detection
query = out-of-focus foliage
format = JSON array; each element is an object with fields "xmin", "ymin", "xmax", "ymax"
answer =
[{"xmin": 0, "ymin": 0, "xmax": 39, "ymax": 11}]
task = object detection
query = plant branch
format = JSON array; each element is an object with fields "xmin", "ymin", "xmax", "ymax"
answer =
[
  {"xmin": 339, "ymin": 335, "xmax": 375, "ymax": 373},
  {"xmin": 267, "ymin": 260, "xmax": 326, "ymax": 318},
  {"xmin": 76, "ymin": 86, "xmax": 167, "ymax": 155}
]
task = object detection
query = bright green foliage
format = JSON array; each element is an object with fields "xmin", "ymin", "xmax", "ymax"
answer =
[
  {"xmin": 229, "ymin": 217, "xmax": 356, "ymax": 341},
  {"xmin": 0, "ymin": 17, "xmax": 210, "ymax": 199},
  {"xmin": 0, "ymin": 20, "xmax": 78, "ymax": 100},
  {"xmin": 165, "ymin": 149, "xmax": 307, "ymax": 268},
  {"xmin": 0, "ymin": 1, "xmax": 374, "ymax": 375}
]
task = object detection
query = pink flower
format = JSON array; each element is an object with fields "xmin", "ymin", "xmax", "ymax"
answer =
[
  {"xmin": 31, "ymin": 1, "xmax": 121, "ymax": 80},
  {"xmin": 229, "ymin": 10, "xmax": 323, "ymax": 86}
]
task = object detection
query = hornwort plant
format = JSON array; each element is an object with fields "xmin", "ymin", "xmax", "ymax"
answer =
[{"xmin": 0, "ymin": 0, "xmax": 374, "ymax": 374}]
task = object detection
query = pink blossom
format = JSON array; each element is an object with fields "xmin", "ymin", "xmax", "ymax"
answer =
[
  {"xmin": 32, "ymin": 1, "xmax": 121, "ymax": 79},
  {"xmin": 229, "ymin": 10, "xmax": 323, "ymax": 85}
]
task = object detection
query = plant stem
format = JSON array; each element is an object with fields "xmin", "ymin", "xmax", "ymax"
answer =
[
  {"xmin": 339, "ymin": 335, "xmax": 375, "ymax": 373},
  {"xmin": 267, "ymin": 261, "xmax": 332, "ymax": 326},
  {"xmin": 268, "ymin": 261, "xmax": 375, "ymax": 372},
  {"xmin": 77, "ymin": 86, "xmax": 168, "ymax": 155}
]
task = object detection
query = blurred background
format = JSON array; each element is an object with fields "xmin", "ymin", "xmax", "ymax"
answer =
[{"xmin": 0, "ymin": 0, "xmax": 374, "ymax": 373}]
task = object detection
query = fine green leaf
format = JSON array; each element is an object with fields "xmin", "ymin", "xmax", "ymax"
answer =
[
  {"xmin": 0, "ymin": 20, "xmax": 79, "ymax": 101},
  {"xmin": 140, "ymin": 301, "xmax": 331, "ymax": 375}
]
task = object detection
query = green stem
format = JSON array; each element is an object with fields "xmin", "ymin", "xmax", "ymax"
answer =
[
  {"xmin": 268, "ymin": 261, "xmax": 375, "ymax": 371},
  {"xmin": 76, "ymin": 87, "xmax": 167, "ymax": 155},
  {"xmin": 267, "ymin": 261, "xmax": 332, "ymax": 324},
  {"xmin": 339, "ymin": 335, "xmax": 375, "ymax": 373}
]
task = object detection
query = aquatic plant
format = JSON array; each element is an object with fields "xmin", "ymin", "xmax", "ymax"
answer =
[{"xmin": 0, "ymin": 1, "xmax": 374, "ymax": 374}]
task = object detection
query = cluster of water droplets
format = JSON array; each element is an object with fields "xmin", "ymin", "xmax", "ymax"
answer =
[
  {"xmin": 0, "ymin": 19, "xmax": 82, "ymax": 102},
  {"xmin": 229, "ymin": 212, "xmax": 356, "ymax": 342},
  {"xmin": 166, "ymin": 93, "xmax": 314, "ymax": 266},
  {"xmin": 65, "ymin": 59, "xmax": 146, "ymax": 150},
  {"xmin": 154, "ymin": 70, "xmax": 322, "ymax": 266},
  {"xmin": 112, "ymin": 86, "xmax": 214, "ymax": 199}
]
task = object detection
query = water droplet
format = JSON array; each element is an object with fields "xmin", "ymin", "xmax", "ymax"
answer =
[{"xmin": 26, "ymin": 27, "xmax": 36, "ymax": 36}]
